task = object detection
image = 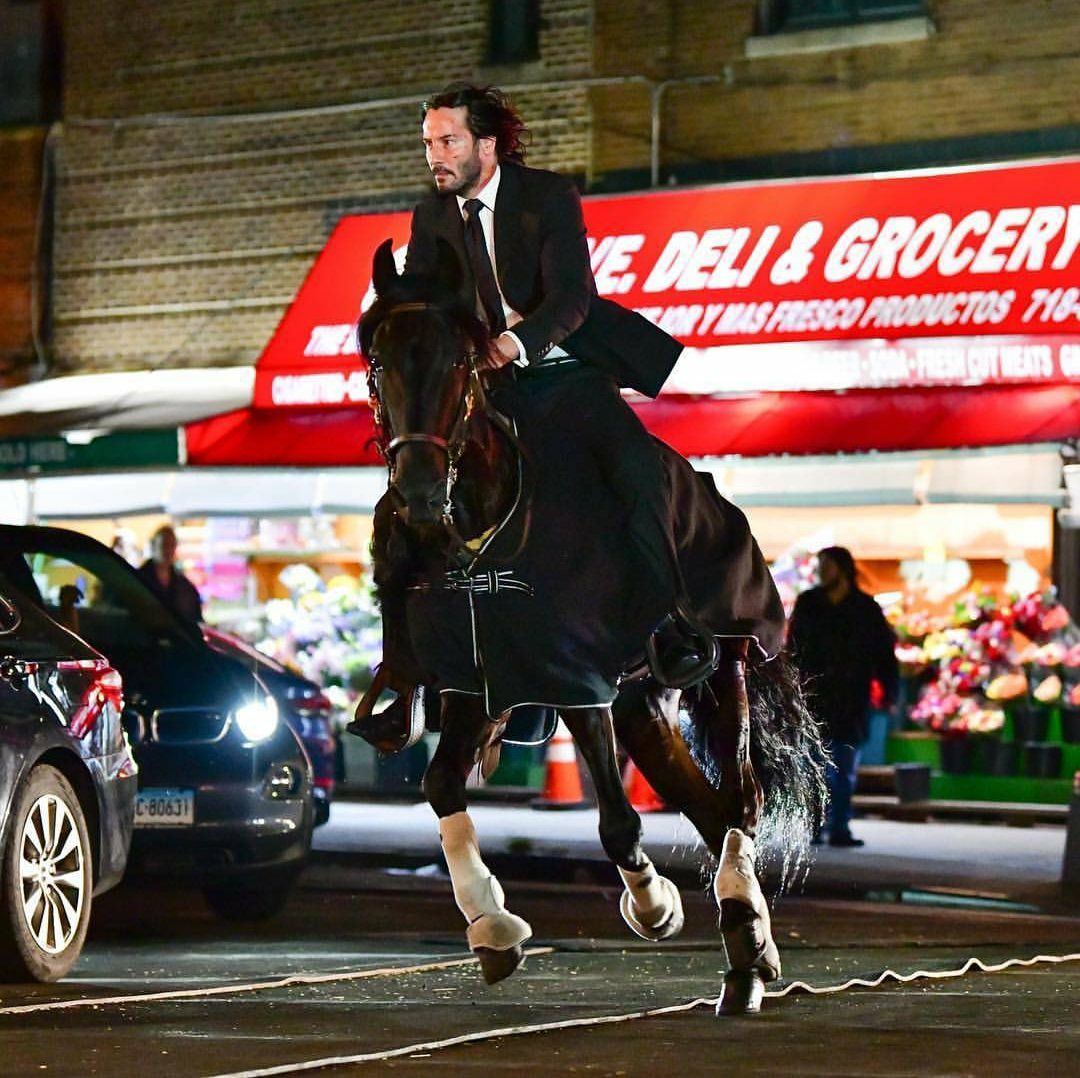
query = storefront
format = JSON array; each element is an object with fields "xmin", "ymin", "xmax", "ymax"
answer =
[
  {"xmin": 183, "ymin": 154, "xmax": 1080, "ymax": 799},
  {"xmin": 7, "ymin": 156, "xmax": 1079, "ymax": 799}
]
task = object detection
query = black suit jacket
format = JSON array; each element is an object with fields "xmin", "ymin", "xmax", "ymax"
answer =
[{"xmin": 403, "ymin": 161, "xmax": 682, "ymax": 399}]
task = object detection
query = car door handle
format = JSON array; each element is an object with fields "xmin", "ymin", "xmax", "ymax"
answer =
[{"xmin": 0, "ymin": 657, "xmax": 38, "ymax": 682}]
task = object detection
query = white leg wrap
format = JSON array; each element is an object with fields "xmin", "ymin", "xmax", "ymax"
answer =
[
  {"xmin": 714, "ymin": 828, "xmax": 780, "ymax": 979},
  {"xmin": 439, "ymin": 812, "xmax": 531, "ymax": 952},
  {"xmin": 619, "ymin": 860, "xmax": 668, "ymax": 918},
  {"xmin": 618, "ymin": 859, "xmax": 684, "ymax": 942},
  {"xmin": 713, "ymin": 829, "xmax": 768, "ymax": 919}
]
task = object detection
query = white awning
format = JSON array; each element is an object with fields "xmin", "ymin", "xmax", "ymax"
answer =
[
  {"xmin": 0, "ymin": 445, "xmax": 1064, "ymax": 525},
  {"xmin": 0, "ymin": 368, "xmax": 255, "ymax": 438},
  {"xmin": 0, "ymin": 468, "xmax": 391, "ymax": 523},
  {"xmin": 696, "ymin": 444, "xmax": 1065, "ymax": 508}
]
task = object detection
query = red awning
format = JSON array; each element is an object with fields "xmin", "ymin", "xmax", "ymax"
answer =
[
  {"xmin": 186, "ymin": 157, "xmax": 1080, "ymax": 465},
  {"xmin": 186, "ymin": 383, "xmax": 1080, "ymax": 466}
]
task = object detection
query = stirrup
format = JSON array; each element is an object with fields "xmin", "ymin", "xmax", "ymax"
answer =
[
  {"xmin": 346, "ymin": 665, "xmax": 426, "ymax": 754},
  {"xmin": 646, "ymin": 603, "xmax": 718, "ymax": 689}
]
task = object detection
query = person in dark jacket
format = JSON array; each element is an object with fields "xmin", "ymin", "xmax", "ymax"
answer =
[
  {"xmin": 136, "ymin": 525, "xmax": 203, "ymax": 626},
  {"xmin": 787, "ymin": 546, "xmax": 898, "ymax": 847}
]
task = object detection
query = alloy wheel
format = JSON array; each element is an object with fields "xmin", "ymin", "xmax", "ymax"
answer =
[{"xmin": 18, "ymin": 794, "xmax": 86, "ymax": 955}]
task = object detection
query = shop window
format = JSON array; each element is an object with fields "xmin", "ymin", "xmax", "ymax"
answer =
[
  {"xmin": 488, "ymin": 0, "xmax": 540, "ymax": 65},
  {"xmin": 760, "ymin": 0, "xmax": 926, "ymax": 34},
  {"xmin": 0, "ymin": 0, "xmax": 61, "ymax": 125}
]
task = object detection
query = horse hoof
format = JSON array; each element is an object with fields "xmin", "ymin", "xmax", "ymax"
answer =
[
  {"xmin": 719, "ymin": 898, "xmax": 781, "ymax": 981},
  {"xmin": 620, "ymin": 876, "xmax": 685, "ymax": 942},
  {"xmin": 475, "ymin": 944, "xmax": 525, "ymax": 985},
  {"xmin": 715, "ymin": 969, "xmax": 766, "ymax": 1016}
]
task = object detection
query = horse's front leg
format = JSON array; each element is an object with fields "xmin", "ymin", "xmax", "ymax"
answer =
[
  {"xmin": 560, "ymin": 707, "xmax": 684, "ymax": 943},
  {"xmin": 709, "ymin": 639, "xmax": 780, "ymax": 1015},
  {"xmin": 423, "ymin": 693, "xmax": 532, "ymax": 984}
]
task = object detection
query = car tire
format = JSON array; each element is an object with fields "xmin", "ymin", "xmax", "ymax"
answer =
[
  {"xmin": 0, "ymin": 765, "xmax": 93, "ymax": 983},
  {"xmin": 202, "ymin": 867, "xmax": 300, "ymax": 922}
]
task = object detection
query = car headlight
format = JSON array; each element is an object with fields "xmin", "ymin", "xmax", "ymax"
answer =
[{"xmin": 233, "ymin": 696, "xmax": 279, "ymax": 742}]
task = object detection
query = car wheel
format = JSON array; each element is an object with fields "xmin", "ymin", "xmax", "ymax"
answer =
[
  {"xmin": 202, "ymin": 868, "xmax": 300, "ymax": 922},
  {"xmin": 0, "ymin": 765, "xmax": 93, "ymax": 983}
]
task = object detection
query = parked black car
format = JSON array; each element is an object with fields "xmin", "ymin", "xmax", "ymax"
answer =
[
  {"xmin": 0, "ymin": 570, "xmax": 136, "ymax": 981},
  {"xmin": 202, "ymin": 626, "xmax": 336, "ymax": 826},
  {"xmin": 0, "ymin": 526, "xmax": 315, "ymax": 921}
]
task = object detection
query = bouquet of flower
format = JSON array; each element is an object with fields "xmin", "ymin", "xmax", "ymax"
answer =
[
  {"xmin": 951, "ymin": 585, "xmax": 1004, "ymax": 628},
  {"xmin": 909, "ymin": 681, "xmax": 1003, "ymax": 736},
  {"xmin": 1011, "ymin": 589, "xmax": 1071, "ymax": 642}
]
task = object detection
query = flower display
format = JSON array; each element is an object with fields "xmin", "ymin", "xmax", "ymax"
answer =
[
  {"xmin": 902, "ymin": 583, "xmax": 1078, "ymax": 754},
  {"xmin": 249, "ymin": 565, "xmax": 383, "ymax": 720}
]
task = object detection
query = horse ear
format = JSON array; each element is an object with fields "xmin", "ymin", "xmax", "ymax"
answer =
[
  {"xmin": 372, "ymin": 239, "xmax": 399, "ymax": 295},
  {"xmin": 435, "ymin": 237, "xmax": 463, "ymax": 294}
]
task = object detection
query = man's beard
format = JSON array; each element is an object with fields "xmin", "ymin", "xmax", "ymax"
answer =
[{"xmin": 433, "ymin": 148, "xmax": 482, "ymax": 195}]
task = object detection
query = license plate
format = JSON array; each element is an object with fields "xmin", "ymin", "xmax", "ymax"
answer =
[{"xmin": 135, "ymin": 788, "xmax": 195, "ymax": 827}]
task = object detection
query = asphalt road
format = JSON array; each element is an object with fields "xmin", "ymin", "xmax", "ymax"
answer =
[{"xmin": 1, "ymin": 863, "xmax": 1077, "ymax": 1078}]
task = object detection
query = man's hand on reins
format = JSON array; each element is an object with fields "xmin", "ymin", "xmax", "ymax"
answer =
[
  {"xmin": 482, "ymin": 311, "xmax": 524, "ymax": 370},
  {"xmin": 484, "ymin": 333, "xmax": 520, "ymax": 369}
]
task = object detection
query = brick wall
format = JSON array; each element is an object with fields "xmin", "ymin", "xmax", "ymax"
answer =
[
  {"xmin": 591, "ymin": 0, "xmax": 1080, "ymax": 179},
  {"xmin": 55, "ymin": 0, "xmax": 593, "ymax": 373},
  {"xmin": 52, "ymin": 0, "xmax": 1079, "ymax": 376}
]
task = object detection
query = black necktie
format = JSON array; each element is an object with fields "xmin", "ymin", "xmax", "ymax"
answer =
[{"xmin": 462, "ymin": 199, "xmax": 506, "ymax": 334}]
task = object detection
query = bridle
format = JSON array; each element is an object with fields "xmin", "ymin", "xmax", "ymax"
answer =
[{"xmin": 365, "ymin": 300, "xmax": 483, "ymax": 530}]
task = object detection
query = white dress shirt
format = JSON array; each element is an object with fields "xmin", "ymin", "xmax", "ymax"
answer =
[{"xmin": 457, "ymin": 165, "xmax": 568, "ymax": 364}]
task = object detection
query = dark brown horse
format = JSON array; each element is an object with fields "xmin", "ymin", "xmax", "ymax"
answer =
[{"xmin": 359, "ymin": 240, "xmax": 826, "ymax": 1015}]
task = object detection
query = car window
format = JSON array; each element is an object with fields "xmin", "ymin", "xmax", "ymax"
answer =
[
  {"xmin": 0, "ymin": 571, "xmax": 95, "ymax": 660},
  {"xmin": 23, "ymin": 549, "xmax": 191, "ymax": 654}
]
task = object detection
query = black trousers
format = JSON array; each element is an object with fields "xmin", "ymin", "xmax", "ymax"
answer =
[{"xmin": 496, "ymin": 363, "xmax": 678, "ymax": 608}]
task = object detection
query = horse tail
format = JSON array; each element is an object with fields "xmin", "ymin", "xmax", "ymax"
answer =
[
  {"xmin": 683, "ymin": 652, "xmax": 828, "ymax": 891},
  {"xmin": 745, "ymin": 653, "xmax": 829, "ymax": 889}
]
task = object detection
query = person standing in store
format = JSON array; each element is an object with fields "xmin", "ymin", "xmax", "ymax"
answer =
[
  {"xmin": 137, "ymin": 524, "xmax": 204, "ymax": 625},
  {"xmin": 787, "ymin": 546, "xmax": 898, "ymax": 847}
]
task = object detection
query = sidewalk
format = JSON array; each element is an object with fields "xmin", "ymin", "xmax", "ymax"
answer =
[{"xmin": 314, "ymin": 798, "xmax": 1076, "ymax": 914}]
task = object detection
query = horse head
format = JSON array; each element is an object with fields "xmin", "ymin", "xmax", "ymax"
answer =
[{"xmin": 360, "ymin": 239, "xmax": 487, "ymax": 529}]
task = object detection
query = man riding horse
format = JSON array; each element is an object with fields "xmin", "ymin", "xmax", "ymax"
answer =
[
  {"xmin": 371, "ymin": 82, "xmax": 713, "ymax": 716},
  {"xmin": 353, "ymin": 83, "xmax": 824, "ymax": 1013}
]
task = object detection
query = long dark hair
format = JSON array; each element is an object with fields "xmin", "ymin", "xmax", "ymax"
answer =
[
  {"xmin": 818, "ymin": 545, "xmax": 858, "ymax": 588},
  {"xmin": 421, "ymin": 83, "xmax": 528, "ymax": 163}
]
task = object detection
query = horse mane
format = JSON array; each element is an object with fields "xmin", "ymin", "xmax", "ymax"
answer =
[{"xmin": 357, "ymin": 270, "xmax": 488, "ymax": 360}]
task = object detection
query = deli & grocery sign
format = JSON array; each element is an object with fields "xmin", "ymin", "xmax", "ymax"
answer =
[{"xmin": 254, "ymin": 157, "xmax": 1080, "ymax": 409}]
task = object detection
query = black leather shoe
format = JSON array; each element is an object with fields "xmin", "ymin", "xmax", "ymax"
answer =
[
  {"xmin": 645, "ymin": 604, "xmax": 718, "ymax": 689},
  {"xmin": 828, "ymin": 834, "xmax": 865, "ymax": 848}
]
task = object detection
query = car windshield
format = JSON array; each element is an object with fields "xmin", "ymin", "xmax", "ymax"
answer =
[{"xmin": 4, "ymin": 541, "xmax": 198, "ymax": 655}]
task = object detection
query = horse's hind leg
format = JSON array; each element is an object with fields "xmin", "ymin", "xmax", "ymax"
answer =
[
  {"xmin": 423, "ymin": 693, "xmax": 531, "ymax": 984},
  {"xmin": 611, "ymin": 643, "xmax": 779, "ymax": 1014},
  {"xmin": 560, "ymin": 706, "xmax": 684, "ymax": 942},
  {"xmin": 709, "ymin": 639, "xmax": 779, "ymax": 1015}
]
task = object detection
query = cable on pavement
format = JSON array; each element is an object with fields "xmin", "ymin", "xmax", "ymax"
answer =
[
  {"xmin": 0, "ymin": 948, "xmax": 554, "ymax": 1016},
  {"xmin": 199, "ymin": 951, "xmax": 1080, "ymax": 1078}
]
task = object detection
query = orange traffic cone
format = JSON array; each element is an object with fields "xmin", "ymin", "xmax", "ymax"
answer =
[
  {"xmin": 532, "ymin": 719, "xmax": 590, "ymax": 810},
  {"xmin": 624, "ymin": 759, "xmax": 667, "ymax": 813}
]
